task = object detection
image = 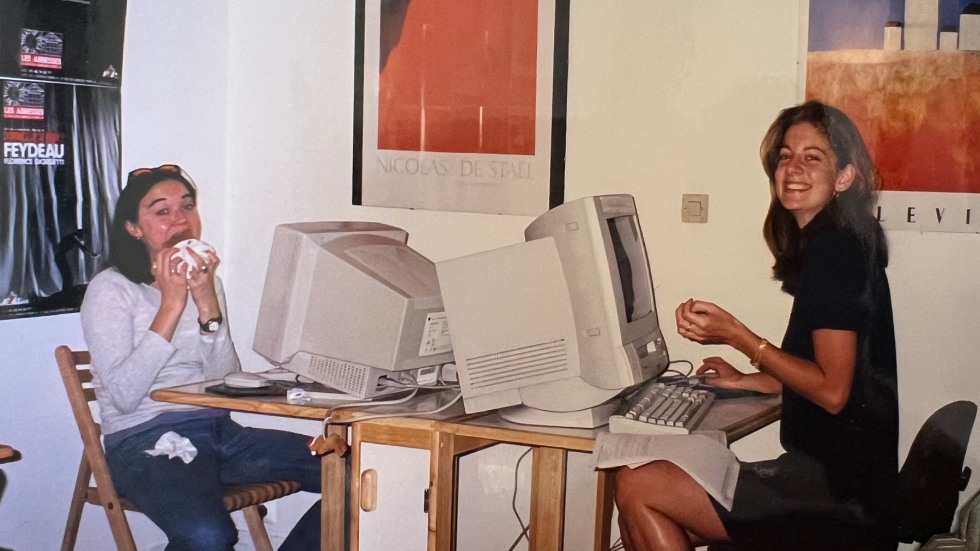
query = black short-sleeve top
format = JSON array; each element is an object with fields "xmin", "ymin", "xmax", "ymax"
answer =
[{"xmin": 779, "ymin": 223, "xmax": 899, "ymax": 521}]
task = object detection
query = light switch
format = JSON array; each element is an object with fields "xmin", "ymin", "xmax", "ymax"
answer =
[{"xmin": 682, "ymin": 194, "xmax": 709, "ymax": 223}]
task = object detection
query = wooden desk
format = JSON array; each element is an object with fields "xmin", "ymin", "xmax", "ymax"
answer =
[
  {"xmin": 428, "ymin": 395, "xmax": 781, "ymax": 551},
  {"xmin": 153, "ymin": 383, "xmax": 780, "ymax": 551}
]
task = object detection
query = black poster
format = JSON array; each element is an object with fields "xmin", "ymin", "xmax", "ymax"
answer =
[
  {"xmin": 0, "ymin": 0, "xmax": 125, "ymax": 320},
  {"xmin": 0, "ymin": 0, "xmax": 126, "ymax": 86}
]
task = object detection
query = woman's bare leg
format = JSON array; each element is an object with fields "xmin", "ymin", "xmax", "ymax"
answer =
[{"xmin": 615, "ymin": 460, "xmax": 729, "ymax": 551}]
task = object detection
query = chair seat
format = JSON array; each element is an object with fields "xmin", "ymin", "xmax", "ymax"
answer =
[
  {"xmin": 86, "ymin": 480, "xmax": 301, "ymax": 513},
  {"xmin": 222, "ymin": 481, "xmax": 302, "ymax": 511}
]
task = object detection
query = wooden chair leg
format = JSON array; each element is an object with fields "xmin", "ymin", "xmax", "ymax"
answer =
[
  {"xmin": 242, "ymin": 505, "xmax": 274, "ymax": 551},
  {"xmin": 101, "ymin": 497, "xmax": 137, "ymax": 551},
  {"xmin": 61, "ymin": 457, "xmax": 91, "ymax": 551}
]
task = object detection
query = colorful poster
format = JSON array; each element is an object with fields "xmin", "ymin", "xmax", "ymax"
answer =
[
  {"xmin": 0, "ymin": 0, "xmax": 125, "ymax": 320},
  {"xmin": 805, "ymin": 0, "xmax": 980, "ymax": 233},
  {"xmin": 353, "ymin": 0, "xmax": 569, "ymax": 216}
]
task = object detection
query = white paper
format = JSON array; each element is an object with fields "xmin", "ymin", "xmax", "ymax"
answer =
[{"xmin": 592, "ymin": 432, "xmax": 740, "ymax": 510}]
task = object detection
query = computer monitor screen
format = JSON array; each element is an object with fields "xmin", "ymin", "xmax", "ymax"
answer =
[
  {"xmin": 253, "ymin": 221, "xmax": 454, "ymax": 398},
  {"xmin": 436, "ymin": 195, "xmax": 669, "ymax": 427}
]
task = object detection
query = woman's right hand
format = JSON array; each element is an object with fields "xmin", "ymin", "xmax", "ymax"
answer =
[
  {"xmin": 695, "ymin": 357, "xmax": 745, "ymax": 388},
  {"xmin": 152, "ymin": 248, "xmax": 189, "ymax": 307},
  {"xmin": 696, "ymin": 356, "xmax": 782, "ymax": 394},
  {"xmin": 149, "ymin": 248, "xmax": 189, "ymax": 340}
]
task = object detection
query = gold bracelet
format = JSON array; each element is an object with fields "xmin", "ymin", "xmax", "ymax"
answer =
[{"xmin": 751, "ymin": 338, "xmax": 769, "ymax": 367}]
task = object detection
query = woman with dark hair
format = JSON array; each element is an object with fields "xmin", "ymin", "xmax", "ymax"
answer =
[
  {"xmin": 614, "ymin": 102, "xmax": 898, "ymax": 551},
  {"xmin": 81, "ymin": 165, "xmax": 321, "ymax": 550}
]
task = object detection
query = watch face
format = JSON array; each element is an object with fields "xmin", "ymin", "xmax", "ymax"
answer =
[{"xmin": 206, "ymin": 320, "xmax": 220, "ymax": 332}]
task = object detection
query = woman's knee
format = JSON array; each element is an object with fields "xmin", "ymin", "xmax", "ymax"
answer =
[{"xmin": 613, "ymin": 461, "xmax": 679, "ymax": 511}]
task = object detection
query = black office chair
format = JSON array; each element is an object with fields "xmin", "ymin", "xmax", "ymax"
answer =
[{"xmin": 897, "ymin": 400, "xmax": 977, "ymax": 545}]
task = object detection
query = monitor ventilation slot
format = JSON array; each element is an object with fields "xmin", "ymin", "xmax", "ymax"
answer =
[
  {"xmin": 308, "ymin": 355, "xmax": 367, "ymax": 395},
  {"xmin": 466, "ymin": 340, "xmax": 568, "ymax": 389}
]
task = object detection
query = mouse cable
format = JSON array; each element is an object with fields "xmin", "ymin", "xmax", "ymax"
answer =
[{"xmin": 322, "ymin": 389, "xmax": 464, "ymax": 428}]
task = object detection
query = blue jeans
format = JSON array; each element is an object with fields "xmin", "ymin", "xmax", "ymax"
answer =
[{"xmin": 105, "ymin": 414, "xmax": 321, "ymax": 551}]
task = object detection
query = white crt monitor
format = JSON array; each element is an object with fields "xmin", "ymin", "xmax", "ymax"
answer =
[
  {"xmin": 253, "ymin": 221, "xmax": 454, "ymax": 398},
  {"xmin": 435, "ymin": 195, "xmax": 669, "ymax": 427}
]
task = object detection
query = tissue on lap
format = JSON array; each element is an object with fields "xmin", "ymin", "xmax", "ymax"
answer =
[{"xmin": 144, "ymin": 430, "xmax": 199, "ymax": 463}]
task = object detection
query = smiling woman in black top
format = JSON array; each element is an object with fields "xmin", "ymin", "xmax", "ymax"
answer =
[{"xmin": 614, "ymin": 101, "xmax": 898, "ymax": 551}]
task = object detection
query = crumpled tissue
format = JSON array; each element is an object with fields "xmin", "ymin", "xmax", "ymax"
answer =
[
  {"xmin": 144, "ymin": 431, "xmax": 198, "ymax": 463},
  {"xmin": 170, "ymin": 239, "xmax": 215, "ymax": 278}
]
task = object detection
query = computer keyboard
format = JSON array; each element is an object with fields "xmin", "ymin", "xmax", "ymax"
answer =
[{"xmin": 608, "ymin": 381, "xmax": 715, "ymax": 435}]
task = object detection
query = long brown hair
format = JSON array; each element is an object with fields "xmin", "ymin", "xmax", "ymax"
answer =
[{"xmin": 760, "ymin": 101, "xmax": 887, "ymax": 294}]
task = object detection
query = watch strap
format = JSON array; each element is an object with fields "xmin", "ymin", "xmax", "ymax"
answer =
[{"xmin": 199, "ymin": 313, "xmax": 223, "ymax": 333}]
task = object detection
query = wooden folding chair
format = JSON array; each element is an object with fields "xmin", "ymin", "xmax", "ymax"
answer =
[{"xmin": 55, "ymin": 345, "xmax": 301, "ymax": 551}]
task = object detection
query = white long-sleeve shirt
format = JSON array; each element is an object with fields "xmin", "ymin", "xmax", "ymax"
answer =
[{"xmin": 80, "ymin": 268, "xmax": 240, "ymax": 435}]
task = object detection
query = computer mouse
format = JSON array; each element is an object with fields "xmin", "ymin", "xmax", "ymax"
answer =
[{"xmin": 223, "ymin": 371, "xmax": 272, "ymax": 388}]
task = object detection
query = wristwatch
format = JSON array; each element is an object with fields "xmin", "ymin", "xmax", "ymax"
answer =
[{"xmin": 199, "ymin": 314, "xmax": 223, "ymax": 333}]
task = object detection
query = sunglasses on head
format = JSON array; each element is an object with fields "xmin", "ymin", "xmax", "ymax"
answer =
[{"xmin": 128, "ymin": 164, "xmax": 182, "ymax": 178}]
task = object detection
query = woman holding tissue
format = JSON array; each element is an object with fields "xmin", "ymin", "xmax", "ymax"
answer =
[
  {"xmin": 81, "ymin": 165, "xmax": 321, "ymax": 550},
  {"xmin": 614, "ymin": 102, "xmax": 898, "ymax": 551}
]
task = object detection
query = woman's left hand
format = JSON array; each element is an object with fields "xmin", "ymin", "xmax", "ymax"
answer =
[
  {"xmin": 185, "ymin": 250, "xmax": 221, "ymax": 321},
  {"xmin": 675, "ymin": 298, "xmax": 743, "ymax": 346}
]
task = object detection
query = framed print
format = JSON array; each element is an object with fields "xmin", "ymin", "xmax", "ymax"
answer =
[
  {"xmin": 353, "ymin": 0, "xmax": 569, "ymax": 216},
  {"xmin": 802, "ymin": 0, "xmax": 980, "ymax": 233}
]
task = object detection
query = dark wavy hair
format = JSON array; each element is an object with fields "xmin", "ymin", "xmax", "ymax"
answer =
[
  {"xmin": 760, "ymin": 101, "xmax": 887, "ymax": 295},
  {"xmin": 108, "ymin": 165, "xmax": 197, "ymax": 284}
]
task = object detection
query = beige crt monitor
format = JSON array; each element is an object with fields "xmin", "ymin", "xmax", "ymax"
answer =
[
  {"xmin": 253, "ymin": 221, "xmax": 454, "ymax": 398},
  {"xmin": 436, "ymin": 195, "xmax": 670, "ymax": 428}
]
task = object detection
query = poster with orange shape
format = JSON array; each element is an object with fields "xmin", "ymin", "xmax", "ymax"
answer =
[{"xmin": 353, "ymin": 0, "xmax": 568, "ymax": 215}]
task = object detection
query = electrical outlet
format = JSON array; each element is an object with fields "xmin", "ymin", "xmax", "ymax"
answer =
[{"xmin": 682, "ymin": 194, "xmax": 709, "ymax": 223}]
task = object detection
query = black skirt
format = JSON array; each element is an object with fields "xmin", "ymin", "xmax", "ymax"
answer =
[{"xmin": 707, "ymin": 453, "xmax": 894, "ymax": 551}]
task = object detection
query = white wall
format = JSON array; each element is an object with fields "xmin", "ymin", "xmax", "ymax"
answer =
[{"xmin": 2, "ymin": 1, "xmax": 977, "ymax": 549}]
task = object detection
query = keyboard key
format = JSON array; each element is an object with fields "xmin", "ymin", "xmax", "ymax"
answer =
[{"xmin": 608, "ymin": 380, "xmax": 715, "ymax": 435}]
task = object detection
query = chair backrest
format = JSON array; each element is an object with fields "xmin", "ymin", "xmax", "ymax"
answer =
[
  {"xmin": 54, "ymin": 345, "xmax": 136, "ymax": 549},
  {"xmin": 897, "ymin": 400, "xmax": 978, "ymax": 544}
]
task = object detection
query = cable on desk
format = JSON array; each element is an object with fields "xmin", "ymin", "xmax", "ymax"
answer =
[
  {"xmin": 377, "ymin": 379, "xmax": 460, "ymax": 390},
  {"xmin": 660, "ymin": 358, "xmax": 695, "ymax": 380},
  {"xmin": 320, "ymin": 387, "xmax": 418, "ymax": 427},
  {"xmin": 321, "ymin": 389, "xmax": 464, "ymax": 429}
]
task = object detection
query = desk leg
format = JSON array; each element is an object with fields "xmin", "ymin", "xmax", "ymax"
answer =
[
  {"xmin": 428, "ymin": 429, "xmax": 457, "ymax": 551},
  {"xmin": 529, "ymin": 447, "xmax": 567, "ymax": 551},
  {"xmin": 322, "ymin": 424, "xmax": 347, "ymax": 551},
  {"xmin": 594, "ymin": 469, "xmax": 614, "ymax": 551}
]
